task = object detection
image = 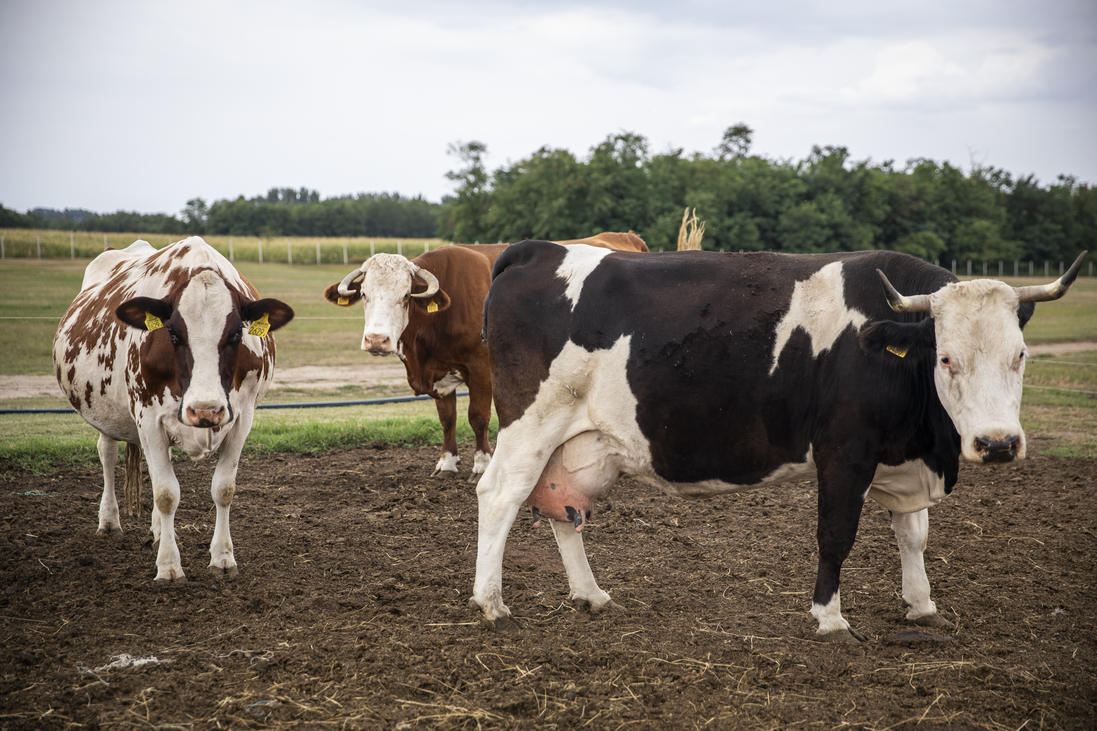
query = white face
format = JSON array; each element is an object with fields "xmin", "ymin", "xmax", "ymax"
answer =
[
  {"xmin": 176, "ymin": 271, "xmax": 237, "ymax": 427},
  {"xmin": 930, "ymin": 280, "xmax": 1027, "ymax": 462},
  {"xmin": 358, "ymin": 255, "xmax": 416, "ymax": 355}
]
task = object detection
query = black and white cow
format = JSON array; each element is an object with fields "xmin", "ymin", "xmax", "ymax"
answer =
[{"xmin": 472, "ymin": 242, "xmax": 1086, "ymax": 641}]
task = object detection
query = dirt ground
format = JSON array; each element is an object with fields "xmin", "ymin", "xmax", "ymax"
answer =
[{"xmin": 1, "ymin": 442, "xmax": 1094, "ymax": 730}]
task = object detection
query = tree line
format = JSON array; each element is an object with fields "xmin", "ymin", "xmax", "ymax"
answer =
[
  {"xmin": 2, "ymin": 127, "xmax": 1093, "ymax": 265},
  {"xmin": 441, "ymin": 128, "xmax": 1095, "ymax": 265}
]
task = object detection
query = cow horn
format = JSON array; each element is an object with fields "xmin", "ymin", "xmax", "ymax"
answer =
[
  {"xmin": 876, "ymin": 269, "xmax": 931, "ymax": 313},
  {"xmin": 410, "ymin": 266, "xmax": 440, "ymax": 298},
  {"xmin": 337, "ymin": 265, "xmax": 367, "ymax": 296},
  {"xmin": 1014, "ymin": 251, "xmax": 1088, "ymax": 303}
]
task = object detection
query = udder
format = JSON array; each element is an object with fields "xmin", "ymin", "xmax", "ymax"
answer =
[{"xmin": 527, "ymin": 431, "xmax": 619, "ymax": 533}]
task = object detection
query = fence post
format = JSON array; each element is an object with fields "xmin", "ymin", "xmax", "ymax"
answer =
[
  {"xmin": 934, "ymin": 259, "xmax": 939, "ymax": 267},
  {"xmin": 966, "ymin": 260, "xmax": 971, "ymax": 276},
  {"xmin": 425, "ymin": 241, "xmax": 429, "ymax": 254},
  {"xmin": 1029, "ymin": 260, "xmax": 1033, "ymax": 276},
  {"xmin": 951, "ymin": 259, "xmax": 956, "ymax": 275},
  {"xmin": 104, "ymin": 234, "xmax": 108, "ymax": 251},
  {"xmin": 998, "ymin": 260, "xmax": 1002, "ymax": 277},
  {"xmin": 982, "ymin": 261, "xmax": 987, "ymax": 275},
  {"xmin": 343, "ymin": 241, "xmax": 348, "ymax": 265},
  {"xmin": 1014, "ymin": 260, "xmax": 1018, "ymax": 277},
  {"xmin": 1059, "ymin": 261, "xmax": 1064, "ymax": 275},
  {"xmin": 70, "ymin": 232, "xmax": 75, "ymax": 259},
  {"xmin": 287, "ymin": 241, "xmax": 293, "ymax": 264},
  {"xmin": 229, "ymin": 238, "xmax": 234, "ymax": 261},
  {"xmin": 1090, "ymin": 262, "xmax": 1094, "ymax": 277},
  {"xmin": 397, "ymin": 240, "xmax": 402, "ymax": 257},
  {"xmin": 258, "ymin": 240, "xmax": 264, "ymax": 264},
  {"xmin": 37, "ymin": 234, "xmax": 41, "ymax": 259},
  {"xmin": 1045, "ymin": 261, "xmax": 1049, "ymax": 276},
  {"xmin": 370, "ymin": 241, "xmax": 375, "ymax": 257}
]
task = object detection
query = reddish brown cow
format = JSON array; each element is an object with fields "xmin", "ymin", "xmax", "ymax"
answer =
[{"xmin": 324, "ymin": 234, "xmax": 647, "ymax": 478}]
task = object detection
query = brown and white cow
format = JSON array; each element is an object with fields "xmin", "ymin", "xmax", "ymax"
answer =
[
  {"xmin": 324, "ymin": 234, "xmax": 648, "ymax": 479},
  {"xmin": 53, "ymin": 237, "xmax": 293, "ymax": 582}
]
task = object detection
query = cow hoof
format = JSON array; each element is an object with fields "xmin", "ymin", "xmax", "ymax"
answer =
[
  {"xmin": 208, "ymin": 564, "xmax": 239, "ymax": 578},
  {"xmin": 154, "ymin": 574, "xmax": 188, "ymax": 585},
  {"xmin": 912, "ymin": 612, "xmax": 953, "ymax": 628},
  {"xmin": 818, "ymin": 627, "xmax": 866, "ymax": 644},
  {"xmin": 96, "ymin": 526, "xmax": 123, "ymax": 540},
  {"xmin": 467, "ymin": 472, "xmax": 481, "ymax": 485}
]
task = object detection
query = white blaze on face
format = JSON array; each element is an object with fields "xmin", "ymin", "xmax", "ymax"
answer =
[
  {"xmin": 930, "ymin": 280, "xmax": 1027, "ymax": 462},
  {"xmin": 359, "ymin": 255, "xmax": 416, "ymax": 355},
  {"xmin": 770, "ymin": 262, "xmax": 868, "ymax": 374},
  {"xmin": 177, "ymin": 271, "xmax": 235, "ymax": 427}
]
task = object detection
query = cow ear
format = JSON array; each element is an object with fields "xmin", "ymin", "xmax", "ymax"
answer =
[
  {"xmin": 323, "ymin": 282, "xmax": 362, "ymax": 307},
  {"xmin": 859, "ymin": 318, "xmax": 935, "ymax": 364},
  {"xmin": 116, "ymin": 296, "xmax": 172, "ymax": 331},
  {"xmin": 241, "ymin": 299, "xmax": 295, "ymax": 332},
  {"xmin": 1018, "ymin": 302, "xmax": 1035, "ymax": 330},
  {"xmin": 411, "ymin": 289, "xmax": 451, "ymax": 315}
]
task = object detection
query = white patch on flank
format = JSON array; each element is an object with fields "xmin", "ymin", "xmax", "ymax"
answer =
[
  {"xmin": 556, "ymin": 245, "xmax": 614, "ymax": 311},
  {"xmin": 433, "ymin": 372, "xmax": 464, "ymax": 397},
  {"xmin": 770, "ymin": 262, "xmax": 867, "ymax": 374},
  {"xmin": 810, "ymin": 591, "xmax": 850, "ymax": 635}
]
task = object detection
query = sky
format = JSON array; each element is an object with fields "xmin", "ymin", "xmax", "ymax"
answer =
[{"xmin": 1, "ymin": 0, "xmax": 1095, "ymax": 216}]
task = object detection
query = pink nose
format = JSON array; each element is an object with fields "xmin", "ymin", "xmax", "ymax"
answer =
[
  {"xmin": 363, "ymin": 335, "xmax": 392, "ymax": 354},
  {"xmin": 186, "ymin": 406, "xmax": 226, "ymax": 427}
]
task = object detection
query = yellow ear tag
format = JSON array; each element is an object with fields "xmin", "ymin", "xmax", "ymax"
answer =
[
  {"xmin": 247, "ymin": 313, "xmax": 271, "ymax": 337},
  {"xmin": 427, "ymin": 301, "xmax": 439, "ymax": 314},
  {"xmin": 337, "ymin": 297, "xmax": 349, "ymax": 306},
  {"xmin": 886, "ymin": 344, "xmax": 908, "ymax": 358},
  {"xmin": 144, "ymin": 312, "xmax": 163, "ymax": 331}
]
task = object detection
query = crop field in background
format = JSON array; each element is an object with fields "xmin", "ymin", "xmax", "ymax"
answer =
[{"xmin": 1, "ymin": 241, "xmax": 1094, "ymax": 472}]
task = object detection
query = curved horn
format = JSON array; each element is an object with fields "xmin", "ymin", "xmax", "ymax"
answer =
[
  {"xmin": 1014, "ymin": 251, "xmax": 1088, "ymax": 304},
  {"xmin": 876, "ymin": 269, "xmax": 931, "ymax": 313},
  {"xmin": 337, "ymin": 264, "xmax": 367, "ymax": 296},
  {"xmin": 410, "ymin": 266, "xmax": 440, "ymax": 298}
]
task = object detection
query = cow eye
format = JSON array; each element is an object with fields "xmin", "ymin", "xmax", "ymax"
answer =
[
  {"xmin": 167, "ymin": 325, "xmax": 182, "ymax": 346},
  {"xmin": 938, "ymin": 355, "xmax": 950, "ymax": 368},
  {"xmin": 228, "ymin": 328, "xmax": 242, "ymax": 345}
]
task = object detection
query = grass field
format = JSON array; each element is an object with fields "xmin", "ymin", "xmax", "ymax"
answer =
[{"xmin": 1, "ymin": 240, "xmax": 1094, "ymax": 470}]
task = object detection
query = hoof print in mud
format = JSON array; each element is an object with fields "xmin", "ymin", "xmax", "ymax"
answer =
[
  {"xmin": 818, "ymin": 627, "xmax": 866, "ymax": 644},
  {"xmin": 886, "ymin": 630, "xmax": 954, "ymax": 646}
]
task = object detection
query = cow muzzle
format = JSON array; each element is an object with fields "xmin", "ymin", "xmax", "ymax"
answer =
[
  {"xmin": 362, "ymin": 334, "xmax": 394, "ymax": 355},
  {"xmin": 184, "ymin": 404, "xmax": 228, "ymax": 428},
  {"xmin": 974, "ymin": 435, "xmax": 1021, "ymax": 463}
]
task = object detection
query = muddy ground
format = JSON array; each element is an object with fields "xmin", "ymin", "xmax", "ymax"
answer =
[{"xmin": 1, "ymin": 443, "xmax": 1094, "ymax": 730}]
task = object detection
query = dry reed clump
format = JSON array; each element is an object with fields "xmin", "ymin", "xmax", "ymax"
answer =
[{"xmin": 677, "ymin": 208, "xmax": 705, "ymax": 250}]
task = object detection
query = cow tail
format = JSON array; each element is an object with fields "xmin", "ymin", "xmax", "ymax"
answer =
[{"xmin": 123, "ymin": 443, "xmax": 144, "ymax": 517}]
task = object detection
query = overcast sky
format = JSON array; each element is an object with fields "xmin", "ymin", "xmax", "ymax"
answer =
[{"xmin": 1, "ymin": 0, "xmax": 1094, "ymax": 216}]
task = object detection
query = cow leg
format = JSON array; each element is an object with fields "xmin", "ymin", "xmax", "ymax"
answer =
[
  {"xmin": 892, "ymin": 509, "xmax": 951, "ymax": 627},
  {"xmin": 431, "ymin": 391, "xmax": 460, "ymax": 476},
  {"xmin": 95, "ymin": 433, "xmax": 122, "ymax": 538},
  {"xmin": 810, "ymin": 459, "xmax": 872, "ymax": 643},
  {"xmin": 141, "ymin": 435, "xmax": 186, "ymax": 583},
  {"xmin": 549, "ymin": 518, "xmax": 617, "ymax": 612},
  {"xmin": 207, "ymin": 414, "xmax": 252, "ymax": 578},
  {"xmin": 466, "ymin": 368, "xmax": 493, "ymax": 482},
  {"xmin": 471, "ymin": 419, "xmax": 571, "ymax": 628}
]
